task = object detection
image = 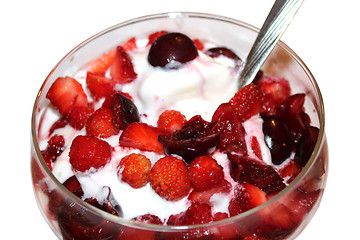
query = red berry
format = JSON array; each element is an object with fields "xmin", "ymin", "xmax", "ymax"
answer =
[
  {"xmin": 46, "ymin": 77, "xmax": 88, "ymax": 116},
  {"xmin": 229, "ymin": 83, "xmax": 263, "ymax": 122},
  {"xmin": 147, "ymin": 30, "xmax": 168, "ymax": 46},
  {"xmin": 119, "ymin": 122, "xmax": 166, "ymax": 154},
  {"xmin": 68, "ymin": 106, "xmax": 94, "ymax": 130},
  {"xmin": 132, "ymin": 214, "xmax": 163, "ymax": 225},
  {"xmin": 188, "ymin": 155, "xmax": 225, "ymax": 191},
  {"xmin": 118, "ymin": 153, "xmax": 151, "ymax": 189},
  {"xmin": 183, "ymin": 202, "xmax": 214, "ymax": 225},
  {"xmin": 211, "ymin": 102, "xmax": 247, "ymax": 154},
  {"xmin": 110, "ymin": 46, "xmax": 137, "ymax": 84},
  {"xmin": 86, "ymin": 72, "xmax": 114, "ymax": 100},
  {"xmin": 41, "ymin": 134, "xmax": 65, "ymax": 170},
  {"xmin": 85, "ymin": 107, "xmax": 120, "ymax": 138},
  {"xmin": 157, "ymin": 110, "xmax": 186, "ymax": 133},
  {"xmin": 69, "ymin": 135, "xmax": 112, "ymax": 172},
  {"xmin": 256, "ymin": 74, "xmax": 291, "ymax": 105},
  {"xmin": 48, "ymin": 117, "xmax": 68, "ymax": 136},
  {"xmin": 149, "ymin": 156, "xmax": 191, "ymax": 201},
  {"xmin": 122, "ymin": 37, "xmax": 137, "ymax": 51},
  {"xmin": 63, "ymin": 175, "xmax": 84, "ymax": 198},
  {"xmin": 87, "ymin": 48, "xmax": 117, "ymax": 74}
]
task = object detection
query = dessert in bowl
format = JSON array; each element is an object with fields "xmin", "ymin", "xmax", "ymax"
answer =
[{"xmin": 31, "ymin": 12, "xmax": 328, "ymax": 239}]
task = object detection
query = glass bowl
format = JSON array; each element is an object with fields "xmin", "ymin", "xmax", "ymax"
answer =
[{"xmin": 31, "ymin": 12, "xmax": 328, "ymax": 240}]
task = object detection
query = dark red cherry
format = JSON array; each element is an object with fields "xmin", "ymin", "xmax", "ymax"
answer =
[
  {"xmin": 158, "ymin": 115, "xmax": 219, "ymax": 163},
  {"xmin": 295, "ymin": 126, "xmax": 319, "ymax": 167},
  {"xmin": 262, "ymin": 115, "xmax": 293, "ymax": 165},
  {"xmin": 148, "ymin": 32, "xmax": 198, "ymax": 68},
  {"xmin": 109, "ymin": 93, "xmax": 139, "ymax": 129},
  {"xmin": 205, "ymin": 47, "xmax": 241, "ymax": 61}
]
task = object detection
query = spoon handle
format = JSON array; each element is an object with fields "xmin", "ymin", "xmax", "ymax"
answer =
[{"xmin": 238, "ymin": 0, "xmax": 303, "ymax": 89}]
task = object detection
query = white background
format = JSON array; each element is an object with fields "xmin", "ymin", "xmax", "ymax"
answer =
[{"xmin": 0, "ymin": 0, "xmax": 358, "ymax": 239}]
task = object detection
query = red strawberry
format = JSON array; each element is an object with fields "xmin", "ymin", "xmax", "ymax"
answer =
[
  {"xmin": 211, "ymin": 103, "xmax": 247, "ymax": 154},
  {"xmin": 87, "ymin": 48, "xmax": 117, "ymax": 74},
  {"xmin": 167, "ymin": 211, "xmax": 186, "ymax": 226},
  {"xmin": 132, "ymin": 214, "xmax": 163, "ymax": 225},
  {"xmin": 188, "ymin": 180, "xmax": 231, "ymax": 204},
  {"xmin": 250, "ymin": 136, "xmax": 262, "ymax": 160},
  {"xmin": 278, "ymin": 160, "xmax": 302, "ymax": 184},
  {"xmin": 122, "ymin": 37, "xmax": 137, "ymax": 51},
  {"xmin": 110, "ymin": 46, "xmax": 137, "ymax": 84},
  {"xmin": 41, "ymin": 134, "xmax": 65, "ymax": 170},
  {"xmin": 63, "ymin": 175, "xmax": 84, "ymax": 198},
  {"xmin": 240, "ymin": 182, "xmax": 267, "ymax": 211},
  {"xmin": 229, "ymin": 83, "xmax": 263, "ymax": 122},
  {"xmin": 69, "ymin": 135, "xmax": 112, "ymax": 172},
  {"xmin": 147, "ymin": 30, "xmax": 168, "ymax": 46},
  {"xmin": 85, "ymin": 107, "xmax": 120, "ymax": 138},
  {"xmin": 118, "ymin": 153, "xmax": 151, "ymax": 189},
  {"xmin": 256, "ymin": 74, "xmax": 291, "ymax": 105},
  {"xmin": 157, "ymin": 110, "xmax": 187, "ymax": 133},
  {"xmin": 48, "ymin": 117, "xmax": 68, "ymax": 136},
  {"xmin": 119, "ymin": 122, "xmax": 166, "ymax": 154},
  {"xmin": 68, "ymin": 105, "xmax": 94, "ymax": 130},
  {"xmin": 193, "ymin": 38, "xmax": 204, "ymax": 51},
  {"xmin": 86, "ymin": 72, "xmax": 114, "ymax": 100},
  {"xmin": 183, "ymin": 202, "xmax": 214, "ymax": 225},
  {"xmin": 46, "ymin": 77, "xmax": 88, "ymax": 116},
  {"xmin": 149, "ymin": 156, "xmax": 191, "ymax": 201},
  {"xmin": 188, "ymin": 155, "xmax": 225, "ymax": 191},
  {"xmin": 229, "ymin": 155, "xmax": 286, "ymax": 194}
]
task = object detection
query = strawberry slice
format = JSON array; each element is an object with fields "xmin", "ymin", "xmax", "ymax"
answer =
[
  {"xmin": 67, "ymin": 105, "xmax": 94, "ymax": 130},
  {"xmin": 46, "ymin": 77, "xmax": 88, "ymax": 116},
  {"xmin": 110, "ymin": 46, "xmax": 137, "ymax": 84},
  {"xmin": 147, "ymin": 30, "xmax": 168, "ymax": 46},
  {"xmin": 188, "ymin": 180, "xmax": 231, "ymax": 204},
  {"xmin": 86, "ymin": 72, "xmax": 115, "ymax": 100},
  {"xmin": 119, "ymin": 122, "xmax": 166, "ymax": 153},
  {"xmin": 211, "ymin": 103, "xmax": 247, "ymax": 155},
  {"xmin": 87, "ymin": 48, "xmax": 117, "ymax": 74},
  {"xmin": 229, "ymin": 83, "xmax": 263, "ymax": 122},
  {"xmin": 122, "ymin": 37, "xmax": 137, "ymax": 51},
  {"xmin": 182, "ymin": 202, "xmax": 214, "ymax": 225},
  {"xmin": 278, "ymin": 160, "xmax": 302, "ymax": 184},
  {"xmin": 69, "ymin": 135, "xmax": 112, "ymax": 172},
  {"xmin": 85, "ymin": 107, "xmax": 120, "ymax": 138},
  {"xmin": 188, "ymin": 155, "xmax": 225, "ymax": 191},
  {"xmin": 229, "ymin": 154, "xmax": 286, "ymax": 194},
  {"xmin": 250, "ymin": 136, "xmax": 262, "ymax": 160},
  {"xmin": 256, "ymin": 74, "xmax": 291, "ymax": 105}
]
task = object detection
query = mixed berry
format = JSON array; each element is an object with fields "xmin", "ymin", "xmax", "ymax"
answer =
[{"xmin": 40, "ymin": 30, "xmax": 321, "ymax": 239}]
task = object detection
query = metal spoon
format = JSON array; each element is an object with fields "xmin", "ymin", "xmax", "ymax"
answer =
[{"xmin": 238, "ymin": 0, "xmax": 303, "ymax": 89}]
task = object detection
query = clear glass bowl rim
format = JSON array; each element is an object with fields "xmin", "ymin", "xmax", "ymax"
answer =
[{"xmin": 31, "ymin": 11, "xmax": 326, "ymax": 232}]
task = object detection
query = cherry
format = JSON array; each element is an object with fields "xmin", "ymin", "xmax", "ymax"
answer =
[
  {"xmin": 205, "ymin": 47, "xmax": 241, "ymax": 61},
  {"xmin": 262, "ymin": 115, "xmax": 293, "ymax": 165},
  {"xmin": 109, "ymin": 93, "xmax": 139, "ymax": 129},
  {"xmin": 295, "ymin": 126, "xmax": 319, "ymax": 167},
  {"xmin": 148, "ymin": 32, "xmax": 198, "ymax": 69},
  {"xmin": 158, "ymin": 115, "xmax": 219, "ymax": 163}
]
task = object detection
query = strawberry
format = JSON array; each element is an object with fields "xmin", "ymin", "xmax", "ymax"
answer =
[
  {"xmin": 211, "ymin": 102, "xmax": 247, "ymax": 154},
  {"xmin": 132, "ymin": 214, "xmax": 163, "ymax": 225},
  {"xmin": 157, "ymin": 110, "xmax": 187, "ymax": 133},
  {"xmin": 147, "ymin": 30, "xmax": 168, "ymax": 46},
  {"xmin": 87, "ymin": 48, "xmax": 117, "ymax": 74},
  {"xmin": 229, "ymin": 83, "xmax": 263, "ymax": 122},
  {"xmin": 240, "ymin": 182, "xmax": 267, "ymax": 211},
  {"xmin": 46, "ymin": 77, "xmax": 88, "ymax": 116},
  {"xmin": 182, "ymin": 202, "xmax": 214, "ymax": 225},
  {"xmin": 256, "ymin": 74, "xmax": 291, "ymax": 105},
  {"xmin": 118, "ymin": 153, "xmax": 151, "ymax": 189},
  {"xmin": 188, "ymin": 155, "xmax": 225, "ymax": 191},
  {"xmin": 48, "ymin": 117, "xmax": 68, "ymax": 136},
  {"xmin": 149, "ymin": 156, "xmax": 191, "ymax": 201},
  {"xmin": 69, "ymin": 135, "xmax": 112, "ymax": 172},
  {"xmin": 122, "ymin": 37, "xmax": 137, "ymax": 51},
  {"xmin": 86, "ymin": 72, "xmax": 115, "ymax": 100},
  {"xmin": 188, "ymin": 180, "xmax": 231, "ymax": 204},
  {"xmin": 67, "ymin": 105, "xmax": 94, "ymax": 130},
  {"xmin": 119, "ymin": 122, "xmax": 166, "ymax": 153},
  {"xmin": 41, "ymin": 134, "xmax": 65, "ymax": 170},
  {"xmin": 85, "ymin": 107, "xmax": 120, "ymax": 138},
  {"xmin": 278, "ymin": 160, "xmax": 302, "ymax": 184},
  {"xmin": 250, "ymin": 136, "xmax": 262, "ymax": 160},
  {"xmin": 110, "ymin": 46, "xmax": 137, "ymax": 84},
  {"xmin": 63, "ymin": 175, "xmax": 84, "ymax": 198},
  {"xmin": 229, "ymin": 154, "xmax": 286, "ymax": 194},
  {"xmin": 193, "ymin": 38, "xmax": 204, "ymax": 51}
]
